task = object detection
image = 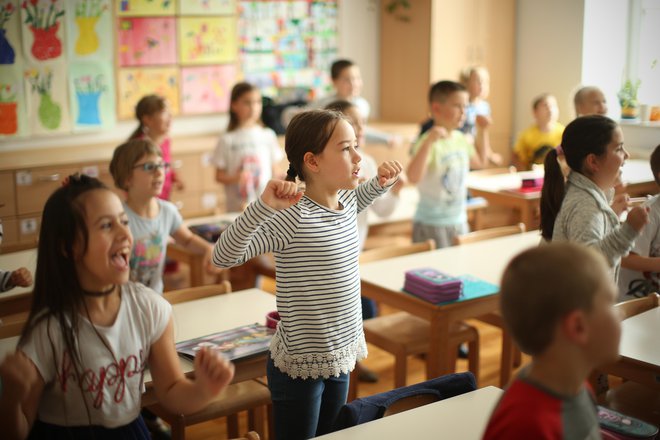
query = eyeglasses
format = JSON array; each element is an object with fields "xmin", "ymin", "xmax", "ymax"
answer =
[{"xmin": 133, "ymin": 162, "xmax": 171, "ymax": 173}]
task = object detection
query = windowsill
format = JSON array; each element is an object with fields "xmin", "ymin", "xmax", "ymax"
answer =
[{"xmin": 618, "ymin": 119, "xmax": 660, "ymax": 128}]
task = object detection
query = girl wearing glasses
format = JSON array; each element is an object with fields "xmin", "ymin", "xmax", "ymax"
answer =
[
  {"xmin": 128, "ymin": 95, "xmax": 183, "ymax": 201},
  {"xmin": 109, "ymin": 139, "xmax": 213, "ymax": 294}
]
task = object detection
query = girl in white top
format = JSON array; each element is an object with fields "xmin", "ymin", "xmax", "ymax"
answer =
[
  {"xmin": 0, "ymin": 175, "xmax": 234, "ymax": 439},
  {"xmin": 213, "ymin": 110, "xmax": 402, "ymax": 439},
  {"xmin": 214, "ymin": 82, "xmax": 284, "ymax": 212}
]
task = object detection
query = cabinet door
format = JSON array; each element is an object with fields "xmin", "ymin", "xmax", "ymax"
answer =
[
  {"xmin": 0, "ymin": 172, "xmax": 16, "ymax": 217},
  {"xmin": 171, "ymin": 153, "xmax": 203, "ymax": 197},
  {"xmin": 15, "ymin": 166, "xmax": 79, "ymax": 215},
  {"xmin": 0, "ymin": 217, "xmax": 19, "ymax": 247},
  {"xmin": 17, "ymin": 214, "xmax": 41, "ymax": 246}
]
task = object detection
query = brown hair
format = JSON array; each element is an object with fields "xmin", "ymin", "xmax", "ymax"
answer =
[
  {"xmin": 129, "ymin": 94, "xmax": 166, "ymax": 140},
  {"xmin": 284, "ymin": 109, "xmax": 348, "ymax": 182},
  {"xmin": 428, "ymin": 80, "xmax": 466, "ymax": 104},
  {"xmin": 532, "ymin": 93, "xmax": 552, "ymax": 110},
  {"xmin": 539, "ymin": 115, "xmax": 618, "ymax": 240},
  {"xmin": 500, "ymin": 242, "xmax": 607, "ymax": 355},
  {"xmin": 109, "ymin": 139, "xmax": 162, "ymax": 191},
  {"xmin": 227, "ymin": 82, "xmax": 260, "ymax": 132},
  {"xmin": 330, "ymin": 59, "xmax": 355, "ymax": 80}
]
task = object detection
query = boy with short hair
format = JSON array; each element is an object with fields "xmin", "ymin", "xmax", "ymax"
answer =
[
  {"xmin": 574, "ymin": 86, "xmax": 608, "ymax": 117},
  {"xmin": 512, "ymin": 93, "xmax": 565, "ymax": 170},
  {"xmin": 313, "ymin": 59, "xmax": 370, "ymax": 119},
  {"xmin": 407, "ymin": 80, "xmax": 487, "ymax": 247},
  {"xmin": 619, "ymin": 143, "xmax": 660, "ymax": 300},
  {"xmin": 483, "ymin": 242, "xmax": 621, "ymax": 439}
]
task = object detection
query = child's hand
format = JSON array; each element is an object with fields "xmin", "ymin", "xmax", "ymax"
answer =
[
  {"xmin": 10, "ymin": 267, "xmax": 32, "ymax": 288},
  {"xmin": 426, "ymin": 126, "xmax": 449, "ymax": 143},
  {"xmin": 261, "ymin": 180, "xmax": 304, "ymax": 210},
  {"xmin": 390, "ymin": 171, "xmax": 407, "ymax": 196},
  {"xmin": 377, "ymin": 160, "xmax": 403, "ymax": 187},
  {"xmin": 626, "ymin": 205, "xmax": 650, "ymax": 232},
  {"xmin": 0, "ymin": 351, "xmax": 38, "ymax": 402},
  {"xmin": 611, "ymin": 193, "xmax": 630, "ymax": 217},
  {"xmin": 193, "ymin": 346, "xmax": 235, "ymax": 398},
  {"xmin": 476, "ymin": 115, "xmax": 492, "ymax": 128}
]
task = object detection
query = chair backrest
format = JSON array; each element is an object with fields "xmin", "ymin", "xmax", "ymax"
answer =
[
  {"xmin": 333, "ymin": 371, "xmax": 476, "ymax": 431},
  {"xmin": 615, "ymin": 292, "xmax": 660, "ymax": 320},
  {"xmin": 163, "ymin": 281, "xmax": 232, "ymax": 305},
  {"xmin": 453, "ymin": 223, "xmax": 526, "ymax": 246},
  {"xmin": 359, "ymin": 239, "xmax": 436, "ymax": 264}
]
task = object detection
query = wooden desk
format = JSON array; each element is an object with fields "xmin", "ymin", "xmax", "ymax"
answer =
[
  {"xmin": 0, "ymin": 288, "xmax": 277, "ymax": 407},
  {"xmin": 314, "ymin": 386, "xmax": 502, "ymax": 439},
  {"xmin": 601, "ymin": 307, "xmax": 660, "ymax": 389},
  {"xmin": 360, "ymin": 231, "xmax": 541, "ymax": 386},
  {"xmin": 467, "ymin": 159, "xmax": 656, "ymax": 230}
]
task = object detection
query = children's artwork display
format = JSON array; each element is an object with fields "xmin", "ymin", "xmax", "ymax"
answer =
[
  {"xmin": 117, "ymin": 17, "xmax": 177, "ymax": 66},
  {"xmin": 179, "ymin": 0, "xmax": 235, "ymax": 15},
  {"xmin": 66, "ymin": 0, "xmax": 113, "ymax": 60},
  {"xmin": 24, "ymin": 64, "xmax": 71, "ymax": 135},
  {"xmin": 117, "ymin": 67, "xmax": 179, "ymax": 119},
  {"xmin": 20, "ymin": 0, "xmax": 66, "ymax": 63},
  {"xmin": 178, "ymin": 16, "xmax": 237, "ymax": 65},
  {"xmin": 116, "ymin": 0, "xmax": 176, "ymax": 17},
  {"xmin": 181, "ymin": 64, "xmax": 236, "ymax": 114},
  {"xmin": 0, "ymin": 66, "xmax": 27, "ymax": 137},
  {"xmin": 0, "ymin": 0, "xmax": 20, "ymax": 66},
  {"xmin": 69, "ymin": 62, "xmax": 115, "ymax": 131}
]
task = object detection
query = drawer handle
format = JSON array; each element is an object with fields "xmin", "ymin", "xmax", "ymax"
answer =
[{"xmin": 38, "ymin": 173, "xmax": 61, "ymax": 182}]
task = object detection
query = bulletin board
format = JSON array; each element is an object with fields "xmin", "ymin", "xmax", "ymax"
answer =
[{"xmin": 0, "ymin": 0, "xmax": 338, "ymax": 138}]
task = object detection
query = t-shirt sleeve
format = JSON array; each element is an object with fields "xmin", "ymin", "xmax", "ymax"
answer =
[
  {"xmin": 135, "ymin": 283, "xmax": 172, "ymax": 345},
  {"xmin": 161, "ymin": 200, "xmax": 183, "ymax": 236},
  {"xmin": 266, "ymin": 128, "xmax": 284, "ymax": 163},
  {"xmin": 19, "ymin": 316, "xmax": 59, "ymax": 384},
  {"xmin": 410, "ymin": 132, "xmax": 436, "ymax": 165},
  {"xmin": 212, "ymin": 135, "xmax": 229, "ymax": 169}
]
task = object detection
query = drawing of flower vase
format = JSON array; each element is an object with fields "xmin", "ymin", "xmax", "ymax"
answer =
[
  {"xmin": 0, "ymin": 29, "xmax": 14, "ymax": 64},
  {"xmin": 0, "ymin": 101, "xmax": 17, "ymax": 134},
  {"xmin": 29, "ymin": 22, "xmax": 62, "ymax": 60},
  {"xmin": 76, "ymin": 91, "xmax": 101, "ymax": 125},
  {"xmin": 38, "ymin": 92, "xmax": 61, "ymax": 129},
  {"xmin": 74, "ymin": 17, "xmax": 99, "ymax": 55}
]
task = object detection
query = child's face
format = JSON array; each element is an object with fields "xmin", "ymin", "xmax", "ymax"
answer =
[
  {"xmin": 75, "ymin": 189, "xmax": 132, "ymax": 292},
  {"xmin": 583, "ymin": 278, "xmax": 622, "ymax": 367},
  {"xmin": 231, "ymin": 89, "xmax": 262, "ymax": 125},
  {"xmin": 592, "ymin": 127, "xmax": 628, "ymax": 189},
  {"xmin": 533, "ymin": 96, "xmax": 559, "ymax": 126},
  {"xmin": 333, "ymin": 65, "xmax": 363, "ymax": 98},
  {"xmin": 143, "ymin": 104, "xmax": 171, "ymax": 138},
  {"xmin": 432, "ymin": 91, "xmax": 468, "ymax": 130},
  {"xmin": 467, "ymin": 70, "xmax": 489, "ymax": 100},
  {"xmin": 127, "ymin": 153, "xmax": 167, "ymax": 197},
  {"xmin": 578, "ymin": 90, "xmax": 608, "ymax": 116},
  {"xmin": 313, "ymin": 119, "xmax": 361, "ymax": 191},
  {"xmin": 346, "ymin": 106, "xmax": 365, "ymax": 146}
]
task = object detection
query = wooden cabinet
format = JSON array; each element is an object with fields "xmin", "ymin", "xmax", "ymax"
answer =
[
  {"xmin": 379, "ymin": 0, "xmax": 515, "ymax": 161},
  {"xmin": 0, "ymin": 172, "xmax": 15, "ymax": 218}
]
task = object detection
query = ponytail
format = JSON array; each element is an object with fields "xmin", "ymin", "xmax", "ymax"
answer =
[{"xmin": 540, "ymin": 148, "xmax": 565, "ymax": 241}]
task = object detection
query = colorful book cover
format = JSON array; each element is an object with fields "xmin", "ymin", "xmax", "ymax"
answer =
[{"xmin": 176, "ymin": 323, "xmax": 274, "ymax": 361}]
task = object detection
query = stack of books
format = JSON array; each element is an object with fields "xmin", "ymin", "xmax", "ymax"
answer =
[{"xmin": 403, "ymin": 268, "xmax": 463, "ymax": 303}]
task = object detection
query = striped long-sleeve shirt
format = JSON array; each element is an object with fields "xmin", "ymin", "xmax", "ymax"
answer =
[{"xmin": 213, "ymin": 176, "xmax": 390, "ymax": 379}]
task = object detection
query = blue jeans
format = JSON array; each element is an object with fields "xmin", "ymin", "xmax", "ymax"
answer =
[{"xmin": 267, "ymin": 356, "xmax": 349, "ymax": 440}]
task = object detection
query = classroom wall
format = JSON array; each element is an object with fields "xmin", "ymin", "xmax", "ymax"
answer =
[{"xmin": 0, "ymin": 0, "xmax": 379, "ymax": 154}]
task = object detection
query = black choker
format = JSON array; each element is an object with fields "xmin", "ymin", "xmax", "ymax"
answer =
[{"xmin": 82, "ymin": 285, "xmax": 116, "ymax": 297}]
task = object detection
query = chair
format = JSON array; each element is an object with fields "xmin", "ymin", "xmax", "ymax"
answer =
[
  {"xmin": 352, "ymin": 240, "xmax": 481, "ymax": 400},
  {"xmin": 149, "ymin": 281, "xmax": 272, "ymax": 440},
  {"xmin": 335, "ymin": 372, "xmax": 476, "ymax": 431},
  {"xmin": 230, "ymin": 433, "xmax": 260, "ymax": 440},
  {"xmin": 453, "ymin": 223, "xmax": 527, "ymax": 387},
  {"xmin": 452, "ymin": 222, "xmax": 526, "ymax": 246}
]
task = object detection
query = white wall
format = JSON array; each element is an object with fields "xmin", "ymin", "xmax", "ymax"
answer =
[{"xmin": 0, "ymin": 1, "xmax": 380, "ymax": 153}]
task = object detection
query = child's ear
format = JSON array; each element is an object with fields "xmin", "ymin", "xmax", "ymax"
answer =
[
  {"xmin": 561, "ymin": 309, "xmax": 589, "ymax": 345},
  {"xmin": 430, "ymin": 101, "xmax": 442, "ymax": 115},
  {"xmin": 303, "ymin": 152, "xmax": 319, "ymax": 173},
  {"xmin": 583, "ymin": 153, "xmax": 600, "ymax": 175}
]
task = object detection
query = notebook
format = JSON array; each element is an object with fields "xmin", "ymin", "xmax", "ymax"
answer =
[{"xmin": 176, "ymin": 323, "xmax": 275, "ymax": 362}]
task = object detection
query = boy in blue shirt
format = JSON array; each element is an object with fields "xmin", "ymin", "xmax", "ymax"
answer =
[{"xmin": 407, "ymin": 80, "xmax": 487, "ymax": 247}]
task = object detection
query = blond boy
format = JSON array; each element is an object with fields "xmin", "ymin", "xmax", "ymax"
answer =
[
  {"xmin": 483, "ymin": 243, "xmax": 621, "ymax": 439},
  {"xmin": 513, "ymin": 93, "xmax": 565, "ymax": 170},
  {"xmin": 407, "ymin": 80, "xmax": 487, "ymax": 247}
]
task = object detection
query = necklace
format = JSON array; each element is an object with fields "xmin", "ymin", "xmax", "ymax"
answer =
[{"xmin": 82, "ymin": 284, "xmax": 116, "ymax": 297}]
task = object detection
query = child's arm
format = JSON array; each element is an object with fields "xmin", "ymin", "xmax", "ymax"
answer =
[
  {"xmin": 621, "ymin": 252, "xmax": 660, "ymax": 272},
  {"xmin": 171, "ymin": 226, "xmax": 214, "ymax": 272},
  {"xmin": 354, "ymin": 161, "xmax": 403, "ymax": 214},
  {"xmin": 215, "ymin": 168, "xmax": 241, "ymax": 185},
  {"xmin": 406, "ymin": 127, "xmax": 447, "ymax": 184},
  {"xmin": 148, "ymin": 317, "xmax": 235, "ymax": 415},
  {"xmin": 0, "ymin": 351, "xmax": 44, "ymax": 440},
  {"xmin": 474, "ymin": 117, "xmax": 502, "ymax": 166},
  {"xmin": 0, "ymin": 268, "xmax": 33, "ymax": 293}
]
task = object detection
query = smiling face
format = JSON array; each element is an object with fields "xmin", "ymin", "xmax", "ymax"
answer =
[
  {"xmin": 231, "ymin": 89, "xmax": 263, "ymax": 126},
  {"xmin": 313, "ymin": 119, "xmax": 362, "ymax": 191},
  {"xmin": 74, "ymin": 189, "xmax": 133, "ymax": 292},
  {"xmin": 592, "ymin": 126, "xmax": 629, "ymax": 190},
  {"xmin": 126, "ymin": 153, "xmax": 166, "ymax": 198}
]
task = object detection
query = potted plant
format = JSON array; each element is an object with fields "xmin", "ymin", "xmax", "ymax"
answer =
[{"xmin": 618, "ymin": 78, "xmax": 641, "ymax": 119}]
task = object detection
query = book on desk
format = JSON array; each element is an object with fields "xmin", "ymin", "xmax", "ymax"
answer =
[
  {"xmin": 402, "ymin": 273, "xmax": 499, "ymax": 305},
  {"xmin": 176, "ymin": 323, "xmax": 275, "ymax": 361}
]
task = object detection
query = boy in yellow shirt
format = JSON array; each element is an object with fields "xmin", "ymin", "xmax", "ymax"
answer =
[{"xmin": 513, "ymin": 93, "xmax": 564, "ymax": 170}]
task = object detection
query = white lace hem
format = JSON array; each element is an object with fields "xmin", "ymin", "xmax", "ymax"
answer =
[{"xmin": 269, "ymin": 333, "xmax": 368, "ymax": 379}]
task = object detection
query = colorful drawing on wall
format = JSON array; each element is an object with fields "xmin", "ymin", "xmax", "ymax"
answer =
[
  {"xmin": 117, "ymin": 67, "xmax": 179, "ymax": 119},
  {"xmin": 178, "ymin": 16, "xmax": 236, "ymax": 65},
  {"xmin": 116, "ymin": 0, "xmax": 175, "ymax": 17},
  {"xmin": 66, "ymin": 0, "xmax": 112, "ymax": 60},
  {"xmin": 24, "ymin": 64, "xmax": 71, "ymax": 134},
  {"xmin": 69, "ymin": 62, "xmax": 115, "ymax": 131},
  {"xmin": 181, "ymin": 64, "xmax": 236, "ymax": 114},
  {"xmin": 179, "ymin": 0, "xmax": 235, "ymax": 15},
  {"xmin": 21, "ymin": 0, "xmax": 66, "ymax": 62},
  {"xmin": 117, "ymin": 17, "xmax": 176, "ymax": 66},
  {"xmin": 0, "ymin": 66, "xmax": 26, "ymax": 137},
  {"xmin": 0, "ymin": 1, "xmax": 19, "ymax": 65}
]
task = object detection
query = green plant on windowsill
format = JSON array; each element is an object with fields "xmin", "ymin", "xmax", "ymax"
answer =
[
  {"xmin": 618, "ymin": 78, "xmax": 641, "ymax": 119},
  {"xmin": 385, "ymin": 0, "xmax": 411, "ymax": 22}
]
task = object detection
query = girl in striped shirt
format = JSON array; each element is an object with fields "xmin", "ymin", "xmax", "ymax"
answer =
[{"xmin": 213, "ymin": 109, "xmax": 402, "ymax": 439}]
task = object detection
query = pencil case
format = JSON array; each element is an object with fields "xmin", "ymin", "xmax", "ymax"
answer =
[
  {"xmin": 521, "ymin": 177, "xmax": 544, "ymax": 189},
  {"xmin": 404, "ymin": 268, "xmax": 463, "ymax": 303}
]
